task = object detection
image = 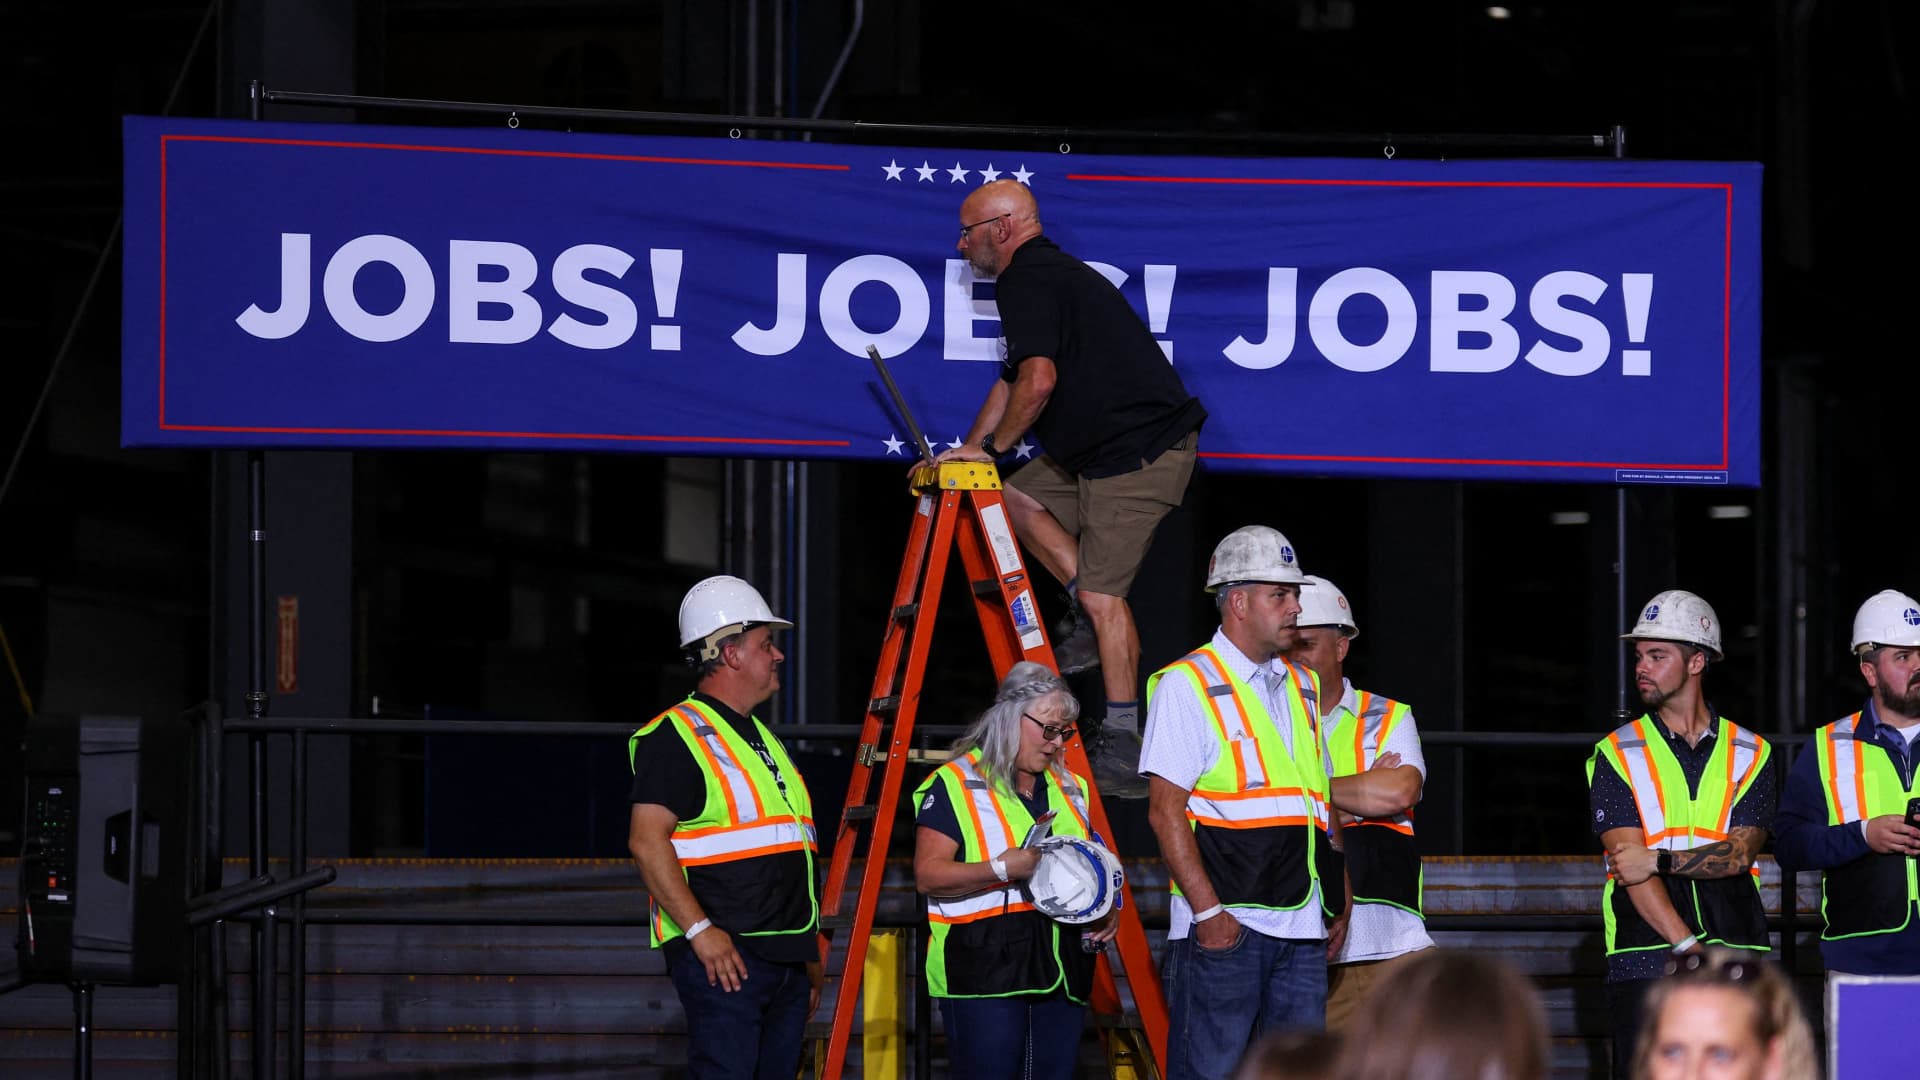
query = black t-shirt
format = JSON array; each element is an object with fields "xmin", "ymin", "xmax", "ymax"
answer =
[
  {"xmin": 995, "ymin": 235, "xmax": 1206, "ymax": 478},
  {"xmin": 630, "ymin": 692, "xmax": 815, "ymax": 966}
]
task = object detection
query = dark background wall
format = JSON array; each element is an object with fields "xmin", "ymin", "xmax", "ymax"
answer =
[{"xmin": 2, "ymin": 0, "xmax": 1913, "ymax": 860}]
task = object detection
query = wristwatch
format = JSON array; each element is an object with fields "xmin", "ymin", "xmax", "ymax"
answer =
[
  {"xmin": 979, "ymin": 433, "xmax": 1000, "ymax": 458},
  {"xmin": 1656, "ymin": 850, "xmax": 1673, "ymax": 876}
]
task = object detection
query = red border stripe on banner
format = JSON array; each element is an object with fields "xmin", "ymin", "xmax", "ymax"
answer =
[{"xmin": 1069, "ymin": 172, "xmax": 1737, "ymax": 473}]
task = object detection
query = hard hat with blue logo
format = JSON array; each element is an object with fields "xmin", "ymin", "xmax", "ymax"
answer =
[
  {"xmin": 1205, "ymin": 525, "xmax": 1305, "ymax": 592},
  {"xmin": 1850, "ymin": 589, "xmax": 1920, "ymax": 655},
  {"xmin": 1621, "ymin": 589, "xmax": 1723, "ymax": 661},
  {"xmin": 1023, "ymin": 835, "xmax": 1125, "ymax": 925}
]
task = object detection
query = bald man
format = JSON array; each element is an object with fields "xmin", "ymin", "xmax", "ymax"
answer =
[{"xmin": 935, "ymin": 179, "xmax": 1207, "ymax": 799}]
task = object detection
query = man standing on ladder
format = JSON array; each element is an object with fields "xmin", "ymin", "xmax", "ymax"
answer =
[
  {"xmin": 1586, "ymin": 589, "xmax": 1774, "ymax": 1080},
  {"xmin": 1140, "ymin": 525, "xmax": 1348, "ymax": 1080},
  {"xmin": 1285, "ymin": 575, "xmax": 1433, "ymax": 1031},
  {"xmin": 626, "ymin": 575, "xmax": 823, "ymax": 1079},
  {"xmin": 934, "ymin": 178, "xmax": 1207, "ymax": 799}
]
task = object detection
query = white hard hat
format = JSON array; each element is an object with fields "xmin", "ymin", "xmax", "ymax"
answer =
[
  {"xmin": 1851, "ymin": 589, "xmax": 1920, "ymax": 654},
  {"xmin": 678, "ymin": 575, "xmax": 792, "ymax": 661},
  {"xmin": 1297, "ymin": 575, "xmax": 1358, "ymax": 638},
  {"xmin": 1205, "ymin": 525, "xmax": 1305, "ymax": 592},
  {"xmin": 1621, "ymin": 589, "xmax": 1722, "ymax": 662},
  {"xmin": 1023, "ymin": 835, "xmax": 1124, "ymax": 925}
]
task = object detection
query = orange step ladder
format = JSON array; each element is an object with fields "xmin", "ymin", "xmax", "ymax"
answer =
[{"xmin": 814, "ymin": 459, "xmax": 1168, "ymax": 1079}]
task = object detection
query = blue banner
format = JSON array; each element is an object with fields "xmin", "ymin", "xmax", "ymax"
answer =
[{"xmin": 122, "ymin": 116, "xmax": 1761, "ymax": 485}]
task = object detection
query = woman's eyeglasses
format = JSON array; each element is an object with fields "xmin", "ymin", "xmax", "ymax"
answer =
[{"xmin": 1023, "ymin": 713, "xmax": 1076, "ymax": 742}]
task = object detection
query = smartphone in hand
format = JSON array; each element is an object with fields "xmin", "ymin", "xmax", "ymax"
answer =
[{"xmin": 1907, "ymin": 797, "xmax": 1920, "ymax": 830}]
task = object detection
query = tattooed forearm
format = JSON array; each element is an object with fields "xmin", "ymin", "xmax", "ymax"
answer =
[{"xmin": 1670, "ymin": 830, "xmax": 1765, "ymax": 879}]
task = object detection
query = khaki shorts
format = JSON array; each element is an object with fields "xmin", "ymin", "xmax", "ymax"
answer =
[{"xmin": 1006, "ymin": 430, "xmax": 1197, "ymax": 597}]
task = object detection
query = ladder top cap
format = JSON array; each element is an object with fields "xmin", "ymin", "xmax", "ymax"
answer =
[{"xmin": 909, "ymin": 461, "xmax": 1003, "ymax": 493}]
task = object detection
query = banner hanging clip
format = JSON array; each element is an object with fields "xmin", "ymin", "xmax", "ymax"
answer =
[
  {"xmin": 506, "ymin": 112, "xmax": 519, "ymax": 129},
  {"xmin": 1383, "ymin": 143, "xmax": 1395, "ymax": 160}
]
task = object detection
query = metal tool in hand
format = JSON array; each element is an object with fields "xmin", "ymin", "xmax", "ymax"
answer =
[{"xmin": 867, "ymin": 344, "xmax": 938, "ymax": 464}]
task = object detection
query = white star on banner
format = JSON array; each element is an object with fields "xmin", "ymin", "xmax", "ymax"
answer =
[
  {"xmin": 948, "ymin": 163, "xmax": 971, "ymax": 183},
  {"xmin": 915, "ymin": 161, "xmax": 937, "ymax": 182},
  {"xmin": 882, "ymin": 159, "xmax": 905, "ymax": 181},
  {"xmin": 979, "ymin": 163, "xmax": 1003, "ymax": 183},
  {"xmin": 882, "ymin": 434, "xmax": 905, "ymax": 455},
  {"xmin": 1014, "ymin": 440, "xmax": 1035, "ymax": 460},
  {"xmin": 947, "ymin": 436, "xmax": 965, "ymax": 450},
  {"xmin": 1012, "ymin": 165, "xmax": 1034, "ymax": 185}
]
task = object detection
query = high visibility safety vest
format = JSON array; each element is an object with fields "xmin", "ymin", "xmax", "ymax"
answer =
[
  {"xmin": 628, "ymin": 697, "xmax": 818, "ymax": 949},
  {"xmin": 913, "ymin": 751, "xmax": 1099, "ymax": 1001},
  {"xmin": 1812, "ymin": 713, "xmax": 1920, "ymax": 940},
  {"xmin": 1325, "ymin": 691, "xmax": 1422, "ymax": 916},
  {"xmin": 1587, "ymin": 716, "xmax": 1771, "ymax": 958},
  {"xmin": 1145, "ymin": 645, "xmax": 1340, "ymax": 917}
]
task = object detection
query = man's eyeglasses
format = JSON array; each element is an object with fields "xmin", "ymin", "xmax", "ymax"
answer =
[
  {"xmin": 960, "ymin": 213, "xmax": 1009, "ymax": 240},
  {"xmin": 1023, "ymin": 712, "xmax": 1076, "ymax": 742},
  {"xmin": 1663, "ymin": 951, "xmax": 1760, "ymax": 982}
]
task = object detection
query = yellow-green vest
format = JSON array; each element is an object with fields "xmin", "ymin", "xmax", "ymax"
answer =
[
  {"xmin": 1146, "ymin": 645, "xmax": 1338, "ymax": 916},
  {"xmin": 1326, "ymin": 690, "xmax": 1422, "ymax": 915},
  {"xmin": 628, "ymin": 697, "xmax": 817, "ymax": 948},
  {"xmin": 1587, "ymin": 715, "xmax": 1770, "ymax": 957},
  {"xmin": 913, "ymin": 750, "xmax": 1097, "ymax": 1000},
  {"xmin": 1813, "ymin": 713, "xmax": 1920, "ymax": 939}
]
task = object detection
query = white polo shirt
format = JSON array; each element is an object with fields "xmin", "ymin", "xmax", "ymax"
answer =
[
  {"xmin": 1325, "ymin": 677, "xmax": 1435, "ymax": 964},
  {"xmin": 1140, "ymin": 628, "xmax": 1335, "ymax": 942}
]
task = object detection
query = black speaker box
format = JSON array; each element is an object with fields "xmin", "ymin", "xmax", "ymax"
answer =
[{"xmin": 15, "ymin": 713, "xmax": 189, "ymax": 985}]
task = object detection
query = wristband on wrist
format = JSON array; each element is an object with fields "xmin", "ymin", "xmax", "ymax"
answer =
[
  {"xmin": 1192, "ymin": 903, "xmax": 1226, "ymax": 923},
  {"xmin": 685, "ymin": 918, "xmax": 713, "ymax": 941},
  {"xmin": 980, "ymin": 433, "xmax": 1000, "ymax": 458},
  {"xmin": 1657, "ymin": 849, "xmax": 1674, "ymax": 876},
  {"xmin": 1671, "ymin": 934, "xmax": 1698, "ymax": 954},
  {"xmin": 990, "ymin": 855, "xmax": 1009, "ymax": 882}
]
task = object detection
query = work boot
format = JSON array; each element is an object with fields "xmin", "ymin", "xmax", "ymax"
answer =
[
  {"xmin": 1051, "ymin": 600, "xmax": 1101, "ymax": 675},
  {"xmin": 1083, "ymin": 724, "xmax": 1148, "ymax": 800}
]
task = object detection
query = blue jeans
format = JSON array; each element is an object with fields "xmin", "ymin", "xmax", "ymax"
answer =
[
  {"xmin": 1161, "ymin": 929, "xmax": 1327, "ymax": 1080},
  {"xmin": 940, "ymin": 994, "xmax": 1088, "ymax": 1080},
  {"xmin": 667, "ymin": 943, "xmax": 811, "ymax": 1080}
]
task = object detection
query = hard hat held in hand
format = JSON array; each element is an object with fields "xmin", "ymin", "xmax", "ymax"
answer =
[
  {"xmin": 678, "ymin": 575, "xmax": 792, "ymax": 661},
  {"xmin": 1621, "ymin": 589, "xmax": 1722, "ymax": 661},
  {"xmin": 1298, "ymin": 574, "xmax": 1358, "ymax": 638},
  {"xmin": 1851, "ymin": 589, "xmax": 1920, "ymax": 655},
  {"xmin": 1205, "ymin": 525, "xmax": 1305, "ymax": 592},
  {"xmin": 1023, "ymin": 836, "xmax": 1124, "ymax": 925}
]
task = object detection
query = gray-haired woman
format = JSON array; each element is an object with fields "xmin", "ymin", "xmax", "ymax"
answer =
[{"xmin": 912, "ymin": 661, "xmax": 1120, "ymax": 1080}]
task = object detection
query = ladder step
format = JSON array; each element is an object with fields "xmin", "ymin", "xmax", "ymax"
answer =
[
  {"xmin": 869, "ymin": 695, "xmax": 900, "ymax": 715},
  {"xmin": 891, "ymin": 602, "xmax": 920, "ymax": 623},
  {"xmin": 842, "ymin": 805, "xmax": 877, "ymax": 823},
  {"xmin": 820, "ymin": 914, "xmax": 857, "ymax": 931},
  {"xmin": 971, "ymin": 578, "xmax": 1001, "ymax": 596}
]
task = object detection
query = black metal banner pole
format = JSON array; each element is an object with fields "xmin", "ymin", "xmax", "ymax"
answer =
[
  {"xmin": 255, "ymin": 85, "xmax": 1619, "ymax": 156},
  {"xmin": 72, "ymin": 982, "xmax": 93, "ymax": 1080},
  {"xmin": 290, "ymin": 727, "xmax": 307, "ymax": 1080},
  {"xmin": 245, "ymin": 445, "xmax": 270, "ymax": 1080},
  {"xmin": 208, "ymin": 698, "xmax": 230, "ymax": 1080}
]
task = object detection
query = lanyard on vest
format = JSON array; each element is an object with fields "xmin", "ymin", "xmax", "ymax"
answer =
[{"xmin": 655, "ymin": 701, "xmax": 817, "ymax": 866}]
